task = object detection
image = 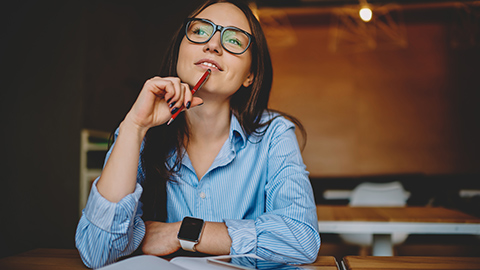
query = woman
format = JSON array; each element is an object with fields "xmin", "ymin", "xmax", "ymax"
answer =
[{"xmin": 75, "ymin": 0, "xmax": 321, "ymax": 268}]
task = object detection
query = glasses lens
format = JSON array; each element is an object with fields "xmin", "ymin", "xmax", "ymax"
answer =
[
  {"xmin": 187, "ymin": 20, "xmax": 214, "ymax": 43},
  {"xmin": 222, "ymin": 29, "xmax": 250, "ymax": 54}
]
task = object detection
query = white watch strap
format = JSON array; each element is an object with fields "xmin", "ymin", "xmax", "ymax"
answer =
[{"xmin": 179, "ymin": 239, "xmax": 197, "ymax": 252}]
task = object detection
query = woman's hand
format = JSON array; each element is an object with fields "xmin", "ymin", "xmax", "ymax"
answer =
[
  {"xmin": 124, "ymin": 77, "xmax": 204, "ymax": 132},
  {"xmin": 142, "ymin": 221, "xmax": 182, "ymax": 256}
]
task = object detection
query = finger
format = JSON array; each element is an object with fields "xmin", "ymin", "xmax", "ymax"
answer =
[
  {"xmin": 190, "ymin": 97, "xmax": 204, "ymax": 108},
  {"xmin": 175, "ymin": 97, "xmax": 203, "ymax": 116},
  {"xmin": 144, "ymin": 77, "xmax": 182, "ymax": 107},
  {"xmin": 162, "ymin": 80, "xmax": 177, "ymax": 104},
  {"xmin": 182, "ymin": 83, "xmax": 193, "ymax": 109},
  {"xmin": 174, "ymin": 83, "xmax": 186, "ymax": 109},
  {"xmin": 163, "ymin": 77, "xmax": 182, "ymax": 108},
  {"xmin": 143, "ymin": 77, "xmax": 167, "ymax": 98}
]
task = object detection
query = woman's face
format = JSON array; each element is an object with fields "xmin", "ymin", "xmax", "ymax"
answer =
[{"xmin": 177, "ymin": 3, "xmax": 254, "ymax": 100}]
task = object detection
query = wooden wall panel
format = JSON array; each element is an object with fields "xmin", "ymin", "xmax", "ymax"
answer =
[{"xmin": 263, "ymin": 6, "xmax": 480, "ymax": 176}]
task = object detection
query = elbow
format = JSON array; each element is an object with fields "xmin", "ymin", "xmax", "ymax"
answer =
[
  {"xmin": 75, "ymin": 236, "xmax": 106, "ymax": 269},
  {"xmin": 292, "ymin": 244, "xmax": 321, "ymax": 265},
  {"xmin": 80, "ymin": 258, "xmax": 112, "ymax": 270},
  {"xmin": 287, "ymin": 231, "xmax": 322, "ymax": 265},
  {"xmin": 303, "ymin": 239, "xmax": 321, "ymax": 264},
  {"xmin": 302, "ymin": 232, "xmax": 322, "ymax": 264},
  {"xmin": 75, "ymin": 243, "xmax": 100, "ymax": 269},
  {"xmin": 75, "ymin": 218, "xmax": 143, "ymax": 269},
  {"xmin": 78, "ymin": 255, "xmax": 102, "ymax": 270},
  {"xmin": 288, "ymin": 245, "xmax": 321, "ymax": 265},
  {"xmin": 287, "ymin": 225, "xmax": 321, "ymax": 265},
  {"xmin": 75, "ymin": 224, "xmax": 112, "ymax": 269},
  {"xmin": 258, "ymin": 233, "xmax": 321, "ymax": 265},
  {"xmin": 75, "ymin": 239, "xmax": 115, "ymax": 269}
]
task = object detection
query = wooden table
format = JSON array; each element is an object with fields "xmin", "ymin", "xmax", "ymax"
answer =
[
  {"xmin": 0, "ymin": 249, "xmax": 87, "ymax": 270},
  {"xmin": 0, "ymin": 248, "xmax": 339, "ymax": 270},
  {"xmin": 317, "ymin": 205, "xmax": 480, "ymax": 256},
  {"xmin": 342, "ymin": 256, "xmax": 480, "ymax": 269}
]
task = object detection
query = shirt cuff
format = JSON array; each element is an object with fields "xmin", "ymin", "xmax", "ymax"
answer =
[
  {"xmin": 224, "ymin": 219, "xmax": 257, "ymax": 255},
  {"xmin": 84, "ymin": 177, "xmax": 143, "ymax": 233}
]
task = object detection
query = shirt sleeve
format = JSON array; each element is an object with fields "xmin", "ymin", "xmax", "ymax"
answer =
[
  {"xmin": 225, "ymin": 119, "xmax": 321, "ymax": 264},
  {"xmin": 75, "ymin": 129, "xmax": 146, "ymax": 269}
]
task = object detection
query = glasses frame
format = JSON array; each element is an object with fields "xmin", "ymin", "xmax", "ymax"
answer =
[{"xmin": 185, "ymin": 18, "xmax": 253, "ymax": 55}]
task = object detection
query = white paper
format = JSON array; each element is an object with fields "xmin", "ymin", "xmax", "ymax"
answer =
[
  {"xmin": 97, "ymin": 255, "xmax": 187, "ymax": 270},
  {"xmin": 171, "ymin": 255, "xmax": 243, "ymax": 270},
  {"xmin": 97, "ymin": 254, "xmax": 262, "ymax": 270}
]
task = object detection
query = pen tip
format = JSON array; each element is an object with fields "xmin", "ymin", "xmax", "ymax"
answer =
[{"xmin": 167, "ymin": 118, "xmax": 173, "ymax": 126}]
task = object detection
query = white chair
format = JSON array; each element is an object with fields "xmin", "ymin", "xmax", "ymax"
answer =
[{"xmin": 340, "ymin": 181, "xmax": 410, "ymax": 252}]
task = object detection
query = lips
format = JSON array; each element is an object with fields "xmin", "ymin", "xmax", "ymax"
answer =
[{"xmin": 195, "ymin": 59, "xmax": 223, "ymax": 71}]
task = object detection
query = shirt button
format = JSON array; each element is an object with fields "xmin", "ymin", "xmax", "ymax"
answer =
[{"xmin": 199, "ymin": 192, "xmax": 206, "ymax": 199}]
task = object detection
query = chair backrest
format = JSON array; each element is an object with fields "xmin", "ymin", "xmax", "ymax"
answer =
[
  {"xmin": 349, "ymin": 181, "xmax": 408, "ymax": 206},
  {"xmin": 341, "ymin": 181, "xmax": 410, "ymax": 248}
]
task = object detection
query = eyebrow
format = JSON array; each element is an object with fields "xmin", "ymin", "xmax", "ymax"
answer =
[{"xmin": 195, "ymin": 17, "xmax": 251, "ymax": 33}]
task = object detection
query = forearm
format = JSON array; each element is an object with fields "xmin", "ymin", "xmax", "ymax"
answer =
[
  {"xmin": 142, "ymin": 221, "xmax": 231, "ymax": 256},
  {"xmin": 195, "ymin": 221, "xmax": 232, "ymax": 255},
  {"xmin": 97, "ymin": 117, "xmax": 148, "ymax": 203}
]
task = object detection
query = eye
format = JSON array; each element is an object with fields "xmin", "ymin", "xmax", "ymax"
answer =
[
  {"xmin": 188, "ymin": 20, "xmax": 213, "ymax": 38},
  {"xmin": 226, "ymin": 38, "xmax": 242, "ymax": 46},
  {"xmin": 223, "ymin": 31, "xmax": 243, "ymax": 47},
  {"xmin": 192, "ymin": 26, "xmax": 208, "ymax": 36}
]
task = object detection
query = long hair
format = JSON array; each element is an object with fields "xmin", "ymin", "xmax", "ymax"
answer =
[{"xmin": 140, "ymin": 0, "xmax": 305, "ymax": 221}]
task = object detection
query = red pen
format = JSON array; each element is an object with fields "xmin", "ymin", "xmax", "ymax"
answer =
[{"xmin": 167, "ymin": 69, "xmax": 211, "ymax": 125}]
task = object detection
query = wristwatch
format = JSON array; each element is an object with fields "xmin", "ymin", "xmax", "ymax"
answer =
[{"xmin": 177, "ymin": 216, "xmax": 205, "ymax": 252}]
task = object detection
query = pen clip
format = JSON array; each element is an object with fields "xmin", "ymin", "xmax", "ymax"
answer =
[{"xmin": 192, "ymin": 69, "xmax": 211, "ymax": 94}]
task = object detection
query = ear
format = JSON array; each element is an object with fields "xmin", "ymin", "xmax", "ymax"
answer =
[{"xmin": 242, "ymin": 72, "xmax": 255, "ymax": 88}]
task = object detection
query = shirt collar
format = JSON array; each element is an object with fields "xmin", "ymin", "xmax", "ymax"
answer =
[
  {"xmin": 168, "ymin": 113, "xmax": 247, "ymax": 170},
  {"xmin": 229, "ymin": 113, "xmax": 247, "ymax": 152}
]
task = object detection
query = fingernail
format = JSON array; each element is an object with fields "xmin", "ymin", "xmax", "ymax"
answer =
[
  {"xmin": 169, "ymin": 103, "xmax": 174, "ymax": 108},
  {"xmin": 186, "ymin": 101, "xmax": 191, "ymax": 109},
  {"xmin": 171, "ymin": 107, "xmax": 179, "ymax": 115},
  {"xmin": 197, "ymin": 102, "xmax": 204, "ymax": 107},
  {"xmin": 167, "ymin": 98, "xmax": 172, "ymax": 103}
]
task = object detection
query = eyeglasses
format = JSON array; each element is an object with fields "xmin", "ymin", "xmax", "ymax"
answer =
[{"xmin": 185, "ymin": 18, "xmax": 253, "ymax": 55}]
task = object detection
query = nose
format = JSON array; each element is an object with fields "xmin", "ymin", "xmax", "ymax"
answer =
[{"xmin": 203, "ymin": 31, "xmax": 223, "ymax": 55}]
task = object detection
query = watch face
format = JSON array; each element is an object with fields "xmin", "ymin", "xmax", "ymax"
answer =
[{"xmin": 178, "ymin": 217, "xmax": 204, "ymax": 242}]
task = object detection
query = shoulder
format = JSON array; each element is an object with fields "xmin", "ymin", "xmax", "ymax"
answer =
[{"xmin": 259, "ymin": 110, "xmax": 296, "ymax": 136}]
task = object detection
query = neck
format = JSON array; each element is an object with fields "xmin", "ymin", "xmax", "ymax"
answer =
[{"xmin": 186, "ymin": 101, "xmax": 231, "ymax": 144}]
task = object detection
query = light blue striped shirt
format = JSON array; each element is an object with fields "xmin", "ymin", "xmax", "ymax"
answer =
[{"xmin": 75, "ymin": 112, "xmax": 321, "ymax": 268}]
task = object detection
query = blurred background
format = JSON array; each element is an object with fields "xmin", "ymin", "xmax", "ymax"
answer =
[{"xmin": 1, "ymin": 0, "xmax": 479, "ymax": 259}]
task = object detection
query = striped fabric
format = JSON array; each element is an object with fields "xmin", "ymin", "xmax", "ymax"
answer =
[{"xmin": 75, "ymin": 112, "xmax": 321, "ymax": 268}]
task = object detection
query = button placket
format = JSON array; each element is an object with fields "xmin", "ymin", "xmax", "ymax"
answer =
[{"xmin": 196, "ymin": 175, "xmax": 212, "ymax": 218}]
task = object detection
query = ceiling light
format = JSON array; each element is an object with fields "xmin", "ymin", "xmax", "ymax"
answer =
[{"xmin": 359, "ymin": 6, "xmax": 373, "ymax": 22}]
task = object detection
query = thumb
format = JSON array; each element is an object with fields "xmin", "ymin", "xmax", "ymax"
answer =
[{"xmin": 190, "ymin": 97, "xmax": 204, "ymax": 108}]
